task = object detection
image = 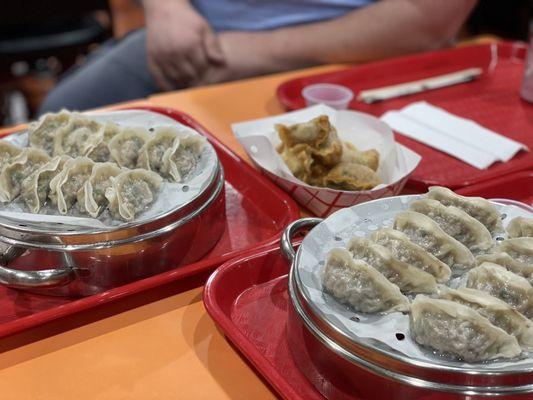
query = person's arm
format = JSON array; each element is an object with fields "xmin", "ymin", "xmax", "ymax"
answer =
[
  {"xmin": 143, "ymin": 0, "xmax": 224, "ymax": 90},
  {"xmin": 208, "ymin": 0, "xmax": 477, "ymax": 83}
]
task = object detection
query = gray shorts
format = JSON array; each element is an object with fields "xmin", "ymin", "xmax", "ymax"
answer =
[{"xmin": 39, "ymin": 29, "xmax": 157, "ymax": 115}]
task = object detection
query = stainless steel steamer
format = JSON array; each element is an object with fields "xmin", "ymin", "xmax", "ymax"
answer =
[
  {"xmin": 282, "ymin": 217, "xmax": 533, "ymax": 400},
  {"xmin": 0, "ymin": 161, "xmax": 225, "ymax": 297}
]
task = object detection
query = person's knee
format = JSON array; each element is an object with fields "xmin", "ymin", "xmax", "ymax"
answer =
[{"xmin": 39, "ymin": 29, "xmax": 154, "ymax": 116}]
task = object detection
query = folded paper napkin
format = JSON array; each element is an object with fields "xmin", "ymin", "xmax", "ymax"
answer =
[{"xmin": 381, "ymin": 101, "xmax": 528, "ymax": 169}]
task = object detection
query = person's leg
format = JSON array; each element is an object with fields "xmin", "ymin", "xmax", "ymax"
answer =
[{"xmin": 39, "ymin": 29, "xmax": 158, "ymax": 114}]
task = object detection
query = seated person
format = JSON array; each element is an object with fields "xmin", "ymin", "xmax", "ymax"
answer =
[{"xmin": 39, "ymin": 0, "xmax": 477, "ymax": 113}]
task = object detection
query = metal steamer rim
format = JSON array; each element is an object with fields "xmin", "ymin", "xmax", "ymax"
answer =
[
  {"xmin": 287, "ymin": 195, "xmax": 533, "ymax": 393},
  {"xmin": 0, "ymin": 111, "xmax": 222, "ymax": 248}
]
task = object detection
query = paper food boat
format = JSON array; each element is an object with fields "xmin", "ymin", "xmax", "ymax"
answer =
[{"xmin": 232, "ymin": 104, "xmax": 421, "ymax": 217}]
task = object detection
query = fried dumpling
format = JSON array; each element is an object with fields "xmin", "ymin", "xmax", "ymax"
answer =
[
  {"xmin": 371, "ymin": 228, "xmax": 451, "ymax": 283},
  {"xmin": 137, "ymin": 126, "xmax": 179, "ymax": 174},
  {"xmin": 466, "ymin": 262, "xmax": 533, "ymax": 319},
  {"xmin": 278, "ymin": 143, "xmax": 314, "ymax": 183},
  {"xmin": 322, "ymin": 248, "xmax": 410, "ymax": 314},
  {"xmin": 0, "ymin": 140, "xmax": 22, "ymax": 172},
  {"xmin": 49, "ymin": 157, "xmax": 94, "ymax": 214},
  {"xmin": 161, "ymin": 134, "xmax": 205, "ymax": 182},
  {"xmin": 341, "ymin": 142, "xmax": 380, "ymax": 171},
  {"xmin": 108, "ymin": 127, "xmax": 150, "ymax": 168},
  {"xmin": 427, "ymin": 186, "xmax": 503, "ymax": 234},
  {"xmin": 393, "ymin": 211, "xmax": 475, "ymax": 270},
  {"xmin": 477, "ymin": 252, "xmax": 533, "ymax": 284},
  {"xmin": 410, "ymin": 295, "xmax": 521, "ymax": 362},
  {"xmin": 105, "ymin": 169, "xmax": 163, "ymax": 222},
  {"xmin": 437, "ymin": 286, "xmax": 533, "ymax": 350},
  {"xmin": 276, "ymin": 115, "xmax": 331, "ymax": 148},
  {"xmin": 309, "ymin": 127, "xmax": 342, "ymax": 167},
  {"xmin": 409, "ymin": 198, "xmax": 493, "ymax": 252},
  {"xmin": 507, "ymin": 217, "xmax": 533, "ymax": 239},
  {"xmin": 497, "ymin": 238, "xmax": 533, "ymax": 266},
  {"xmin": 87, "ymin": 121, "xmax": 122, "ymax": 162},
  {"xmin": 347, "ymin": 236, "xmax": 437, "ymax": 294},
  {"xmin": 20, "ymin": 155, "xmax": 70, "ymax": 213},
  {"xmin": 53, "ymin": 115, "xmax": 104, "ymax": 157},
  {"xmin": 323, "ymin": 162, "xmax": 381, "ymax": 191},
  {"xmin": 0, "ymin": 148, "xmax": 50, "ymax": 202},
  {"xmin": 28, "ymin": 110, "xmax": 71, "ymax": 155},
  {"xmin": 77, "ymin": 162, "xmax": 122, "ymax": 218}
]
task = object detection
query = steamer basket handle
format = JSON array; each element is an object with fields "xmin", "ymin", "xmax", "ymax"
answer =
[
  {"xmin": 0, "ymin": 246, "xmax": 74, "ymax": 289},
  {"xmin": 281, "ymin": 218, "xmax": 322, "ymax": 263}
]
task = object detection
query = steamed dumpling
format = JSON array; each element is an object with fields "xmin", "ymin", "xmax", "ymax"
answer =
[
  {"xmin": 49, "ymin": 157, "xmax": 94, "ymax": 214},
  {"xmin": 105, "ymin": 169, "xmax": 163, "ymax": 221},
  {"xmin": 466, "ymin": 262, "xmax": 533, "ymax": 319},
  {"xmin": 477, "ymin": 252, "xmax": 533, "ymax": 284},
  {"xmin": 108, "ymin": 127, "xmax": 150, "ymax": 168},
  {"xmin": 0, "ymin": 140, "xmax": 23, "ymax": 173},
  {"xmin": 322, "ymin": 248, "xmax": 410, "ymax": 314},
  {"xmin": 427, "ymin": 186, "xmax": 503, "ymax": 234},
  {"xmin": 393, "ymin": 211, "xmax": 475, "ymax": 270},
  {"xmin": 77, "ymin": 162, "xmax": 122, "ymax": 218},
  {"xmin": 161, "ymin": 134, "xmax": 205, "ymax": 182},
  {"xmin": 87, "ymin": 121, "xmax": 122, "ymax": 162},
  {"xmin": 20, "ymin": 155, "xmax": 70, "ymax": 213},
  {"xmin": 371, "ymin": 228, "xmax": 451, "ymax": 283},
  {"xmin": 410, "ymin": 198, "xmax": 493, "ymax": 252},
  {"xmin": 28, "ymin": 110, "xmax": 71, "ymax": 155},
  {"xmin": 496, "ymin": 238, "xmax": 533, "ymax": 267},
  {"xmin": 410, "ymin": 295, "xmax": 521, "ymax": 362},
  {"xmin": 347, "ymin": 236, "xmax": 437, "ymax": 294},
  {"xmin": 437, "ymin": 286, "xmax": 533, "ymax": 350},
  {"xmin": 0, "ymin": 148, "xmax": 50, "ymax": 202},
  {"xmin": 137, "ymin": 126, "xmax": 179, "ymax": 174},
  {"xmin": 507, "ymin": 217, "xmax": 533, "ymax": 238},
  {"xmin": 53, "ymin": 115, "xmax": 104, "ymax": 157}
]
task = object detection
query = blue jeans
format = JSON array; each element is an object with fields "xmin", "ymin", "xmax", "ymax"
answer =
[{"xmin": 39, "ymin": 29, "xmax": 157, "ymax": 115}]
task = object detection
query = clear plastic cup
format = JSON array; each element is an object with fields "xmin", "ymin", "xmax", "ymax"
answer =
[{"xmin": 302, "ymin": 83, "xmax": 354, "ymax": 109}]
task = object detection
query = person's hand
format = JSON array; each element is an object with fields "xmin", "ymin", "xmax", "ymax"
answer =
[
  {"xmin": 144, "ymin": 0, "xmax": 225, "ymax": 90},
  {"xmin": 201, "ymin": 32, "xmax": 272, "ymax": 85}
]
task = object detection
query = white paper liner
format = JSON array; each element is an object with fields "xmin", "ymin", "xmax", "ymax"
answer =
[
  {"xmin": 231, "ymin": 104, "xmax": 421, "ymax": 217},
  {"xmin": 297, "ymin": 194, "xmax": 533, "ymax": 369},
  {"xmin": 0, "ymin": 110, "xmax": 218, "ymax": 231}
]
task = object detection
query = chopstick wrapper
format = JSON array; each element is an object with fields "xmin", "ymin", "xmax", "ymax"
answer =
[
  {"xmin": 232, "ymin": 104, "xmax": 420, "ymax": 217},
  {"xmin": 381, "ymin": 101, "xmax": 528, "ymax": 169}
]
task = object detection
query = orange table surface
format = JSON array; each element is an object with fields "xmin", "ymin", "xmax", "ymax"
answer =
[{"xmin": 0, "ymin": 64, "xmax": 343, "ymax": 400}]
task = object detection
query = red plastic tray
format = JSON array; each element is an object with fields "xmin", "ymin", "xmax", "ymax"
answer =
[
  {"xmin": 277, "ymin": 42, "xmax": 533, "ymax": 190},
  {"xmin": 204, "ymin": 244, "xmax": 323, "ymax": 400},
  {"xmin": 204, "ymin": 178, "xmax": 533, "ymax": 400},
  {"xmin": 0, "ymin": 106, "xmax": 300, "ymax": 342},
  {"xmin": 457, "ymin": 169, "xmax": 533, "ymax": 206}
]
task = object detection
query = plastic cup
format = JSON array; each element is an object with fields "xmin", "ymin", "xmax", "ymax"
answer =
[{"xmin": 302, "ymin": 83, "xmax": 354, "ymax": 109}]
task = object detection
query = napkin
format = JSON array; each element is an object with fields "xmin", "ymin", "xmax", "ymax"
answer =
[{"xmin": 381, "ymin": 101, "xmax": 528, "ymax": 169}]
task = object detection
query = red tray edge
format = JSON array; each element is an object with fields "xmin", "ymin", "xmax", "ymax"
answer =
[
  {"xmin": 0, "ymin": 105, "xmax": 301, "ymax": 341},
  {"xmin": 276, "ymin": 41, "xmax": 526, "ymax": 111},
  {"xmin": 204, "ymin": 244, "xmax": 302, "ymax": 400}
]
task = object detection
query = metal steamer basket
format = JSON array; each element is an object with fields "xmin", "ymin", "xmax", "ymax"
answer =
[
  {"xmin": 0, "ymin": 114, "xmax": 226, "ymax": 297},
  {"xmin": 281, "ymin": 196, "xmax": 533, "ymax": 400}
]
